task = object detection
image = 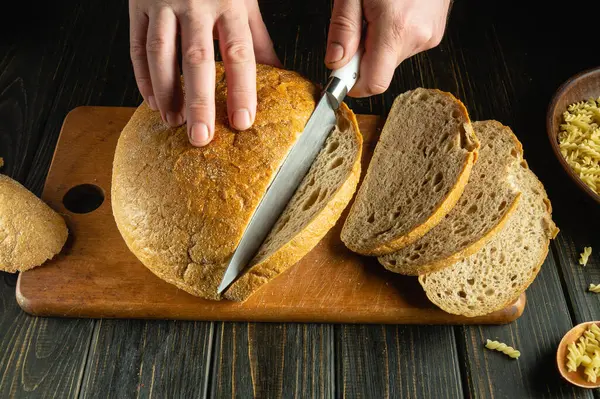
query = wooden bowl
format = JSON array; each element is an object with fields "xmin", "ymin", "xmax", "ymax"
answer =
[
  {"xmin": 547, "ymin": 66, "xmax": 600, "ymax": 205},
  {"xmin": 556, "ymin": 321, "xmax": 600, "ymax": 389}
]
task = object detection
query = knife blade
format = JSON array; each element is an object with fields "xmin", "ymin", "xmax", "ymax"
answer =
[{"xmin": 217, "ymin": 50, "xmax": 363, "ymax": 295}]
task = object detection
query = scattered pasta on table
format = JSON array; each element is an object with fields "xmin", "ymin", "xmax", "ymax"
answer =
[
  {"xmin": 580, "ymin": 247, "xmax": 593, "ymax": 266},
  {"xmin": 485, "ymin": 339, "xmax": 520, "ymax": 359},
  {"xmin": 589, "ymin": 284, "xmax": 600, "ymax": 293},
  {"xmin": 558, "ymin": 98, "xmax": 600, "ymax": 194}
]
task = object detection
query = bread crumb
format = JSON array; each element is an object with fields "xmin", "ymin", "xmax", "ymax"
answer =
[{"xmin": 580, "ymin": 247, "xmax": 592, "ymax": 266}]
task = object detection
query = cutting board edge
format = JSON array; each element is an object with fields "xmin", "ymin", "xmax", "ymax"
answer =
[{"xmin": 15, "ymin": 274, "xmax": 526, "ymax": 325}]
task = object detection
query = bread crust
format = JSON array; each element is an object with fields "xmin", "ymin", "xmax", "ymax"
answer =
[
  {"xmin": 0, "ymin": 175, "xmax": 68, "ymax": 272},
  {"xmin": 224, "ymin": 104, "xmax": 362, "ymax": 301}
]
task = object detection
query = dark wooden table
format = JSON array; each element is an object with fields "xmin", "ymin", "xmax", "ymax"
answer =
[{"xmin": 1, "ymin": 0, "xmax": 600, "ymax": 397}]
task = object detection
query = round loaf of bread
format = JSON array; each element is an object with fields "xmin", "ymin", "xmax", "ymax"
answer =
[
  {"xmin": 112, "ymin": 62, "xmax": 361, "ymax": 301},
  {"xmin": 0, "ymin": 175, "xmax": 68, "ymax": 273}
]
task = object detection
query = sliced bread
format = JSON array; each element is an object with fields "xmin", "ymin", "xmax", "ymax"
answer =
[
  {"xmin": 340, "ymin": 88, "xmax": 480, "ymax": 256},
  {"xmin": 224, "ymin": 104, "xmax": 362, "ymax": 301},
  {"xmin": 418, "ymin": 155, "xmax": 559, "ymax": 317},
  {"xmin": 378, "ymin": 120, "xmax": 522, "ymax": 275}
]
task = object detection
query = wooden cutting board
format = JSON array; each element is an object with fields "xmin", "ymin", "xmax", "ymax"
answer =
[{"xmin": 16, "ymin": 106, "xmax": 525, "ymax": 324}]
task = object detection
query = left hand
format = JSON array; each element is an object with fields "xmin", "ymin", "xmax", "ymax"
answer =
[{"xmin": 325, "ymin": 0, "xmax": 452, "ymax": 97}]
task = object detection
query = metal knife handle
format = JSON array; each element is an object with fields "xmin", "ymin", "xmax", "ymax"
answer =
[{"xmin": 324, "ymin": 49, "xmax": 363, "ymax": 109}]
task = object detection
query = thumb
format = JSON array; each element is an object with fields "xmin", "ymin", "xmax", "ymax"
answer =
[{"xmin": 325, "ymin": 0, "xmax": 362, "ymax": 70}]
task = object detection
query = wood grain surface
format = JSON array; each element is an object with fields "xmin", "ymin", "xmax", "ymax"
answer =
[
  {"xmin": 1, "ymin": 0, "xmax": 599, "ymax": 397},
  {"xmin": 16, "ymin": 106, "xmax": 524, "ymax": 325}
]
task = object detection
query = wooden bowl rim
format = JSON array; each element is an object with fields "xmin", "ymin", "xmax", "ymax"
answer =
[
  {"xmin": 556, "ymin": 321, "xmax": 600, "ymax": 389},
  {"xmin": 546, "ymin": 66, "xmax": 600, "ymax": 206}
]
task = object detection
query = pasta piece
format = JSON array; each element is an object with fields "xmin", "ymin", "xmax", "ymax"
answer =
[
  {"xmin": 567, "ymin": 342, "xmax": 580, "ymax": 372},
  {"xmin": 584, "ymin": 330, "xmax": 600, "ymax": 345},
  {"xmin": 485, "ymin": 339, "xmax": 520, "ymax": 359},
  {"xmin": 585, "ymin": 365, "xmax": 597, "ymax": 383},
  {"xmin": 558, "ymin": 98, "xmax": 600, "ymax": 194},
  {"xmin": 0, "ymin": 157, "xmax": 3, "ymax": 169},
  {"xmin": 589, "ymin": 284, "xmax": 600, "ymax": 293},
  {"xmin": 581, "ymin": 354, "xmax": 593, "ymax": 367},
  {"xmin": 580, "ymin": 247, "xmax": 593, "ymax": 266},
  {"xmin": 590, "ymin": 324, "xmax": 600, "ymax": 340}
]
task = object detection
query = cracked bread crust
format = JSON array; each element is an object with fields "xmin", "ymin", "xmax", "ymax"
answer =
[{"xmin": 112, "ymin": 63, "xmax": 322, "ymax": 300}]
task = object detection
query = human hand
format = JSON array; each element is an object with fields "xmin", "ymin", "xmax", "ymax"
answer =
[
  {"xmin": 325, "ymin": 0, "xmax": 451, "ymax": 97},
  {"xmin": 129, "ymin": 0, "xmax": 281, "ymax": 146}
]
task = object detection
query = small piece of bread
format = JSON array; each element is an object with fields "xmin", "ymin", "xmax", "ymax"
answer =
[
  {"xmin": 378, "ymin": 120, "xmax": 522, "ymax": 275},
  {"xmin": 224, "ymin": 105, "xmax": 362, "ymax": 301},
  {"xmin": 112, "ymin": 62, "xmax": 362, "ymax": 301},
  {"xmin": 0, "ymin": 175, "xmax": 68, "ymax": 273},
  {"xmin": 418, "ymin": 154, "xmax": 559, "ymax": 317},
  {"xmin": 340, "ymin": 88, "xmax": 480, "ymax": 256}
]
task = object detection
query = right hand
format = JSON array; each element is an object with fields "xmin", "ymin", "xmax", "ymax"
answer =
[{"xmin": 129, "ymin": 0, "xmax": 281, "ymax": 147}]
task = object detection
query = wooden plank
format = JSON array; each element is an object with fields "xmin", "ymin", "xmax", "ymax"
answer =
[
  {"xmin": 0, "ymin": 274, "xmax": 93, "ymax": 398},
  {"xmin": 336, "ymin": 325, "xmax": 463, "ymax": 398},
  {"xmin": 79, "ymin": 320, "xmax": 213, "ymax": 399},
  {"xmin": 457, "ymin": 251, "xmax": 588, "ymax": 398},
  {"xmin": 0, "ymin": 2, "xmax": 107, "ymax": 397},
  {"xmin": 211, "ymin": 322, "xmax": 334, "ymax": 398}
]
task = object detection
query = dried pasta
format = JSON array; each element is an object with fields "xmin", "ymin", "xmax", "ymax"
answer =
[
  {"xmin": 558, "ymin": 98, "xmax": 600, "ymax": 194},
  {"xmin": 485, "ymin": 339, "xmax": 520, "ymax": 359},
  {"xmin": 565, "ymin": 323, "xmax": 600, "ymax": 382},
  {"xmin": 589, "ymin": 284, "xmax": 600, "ymax": 293},
  {"xmin": 580, "ymin": 247, "xmax": 593, "ymax": 266}
]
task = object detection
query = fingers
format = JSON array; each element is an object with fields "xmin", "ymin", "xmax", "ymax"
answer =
[
  {"xmin": 146, "ymin": 6, "xmax": 184, "ymax": 127},
  {"xmin": 180, "ymin": 12, "xmax": 216, "ymax": 146},
  {"xmin": 246, "ymin": 0, "xmax": 281, "ymax": 67},
  {"xmin": 325, "ymin": 0, "xmax": 362, "ymax": 69},
  {"xmin": 129, "ymin": 7, "xmax": 156, "ymax": 110},
  {"xmin": 217, "ymin": 9, "xmax": 256, "ymax": 131},
  {"xmin": 349, "ymin": 17, "xmax": 398, "ymax": 97}
]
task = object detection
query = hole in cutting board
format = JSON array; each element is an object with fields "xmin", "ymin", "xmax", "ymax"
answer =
[{"xmin": 63, "ymin": 184, "xmax": 104, "ymax": 214}]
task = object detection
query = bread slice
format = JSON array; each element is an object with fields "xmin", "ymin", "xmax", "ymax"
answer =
[
  {"xmin": 224, "ymin": 104, "xmax": 362, "ymax": 301},
  {"xmin": 340, "ymin": 88, "xmax": 480, "ymax": 256},
  {"xmin": 418, "ymin": 155, "xmax": 559, "ymax": 317},
  {"xmin": 378, "ymin": 121, "xmax": 522, "ymax": 275},
  {"xmin": 0, "ymin": 174, "xmax": 68, "ymax": 272},
  {"xmin": 112, "ymin": 62, "xmax": 362, "ymax": 301}
]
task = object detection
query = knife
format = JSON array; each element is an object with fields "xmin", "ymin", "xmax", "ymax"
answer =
[{"xmin": 217, "ymin": 50, "xmax": 363, "ymax": 295}]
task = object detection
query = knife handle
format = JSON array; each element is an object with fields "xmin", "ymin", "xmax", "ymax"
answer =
[{"xmin": 325, "ymin": 48, "xmax": 363, "ymax": 109}]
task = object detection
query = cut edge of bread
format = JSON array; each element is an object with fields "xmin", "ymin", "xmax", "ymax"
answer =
[
  {"xmin": 377, "ymin": 119, "xmax": 526, "ymax": 275},
  {"xmin": 417, "ymin": 158, "xmax": 560, "ymax": 317},
  {"xmin": 340, "ymin": 89, "xmax": 480, "ymax": 256},
  {"xmin": 396, "ymin": 193, "xmax": 521, "ymax": 276},
  {"xmin": 224, "ymin": 103, "xmax": 363, "ymax": 301}
]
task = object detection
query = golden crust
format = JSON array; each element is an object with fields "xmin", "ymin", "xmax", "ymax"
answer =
[
  {"xmin": 0, "ymin": 175, "xmax": 68, "ymax": 273},
  {"xmin": 112, "ymin": 62, "xmax": 359, "ymax": 300},
  {"xmin": 223, "ymin": 104, "xmax": 363, "ymax": 301}
]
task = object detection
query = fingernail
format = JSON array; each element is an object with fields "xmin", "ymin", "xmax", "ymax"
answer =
[
  {"xmin": 232, "ymin": 109, "xmax": 252, "ymax": 130},
  {"xmin": 147, "ymin": 96, "xmax": 157, "ymax": 110},
  {"xmin": 166, "ymin": 112, "xmax": 183, "ymax": 127},
  {"xmin": 325, "ymin": 42, "xmax": 344, "ymax": 64},
  {"xmin": 190, "ymin": 123, "xmax": 210, "ymax": 146}
]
